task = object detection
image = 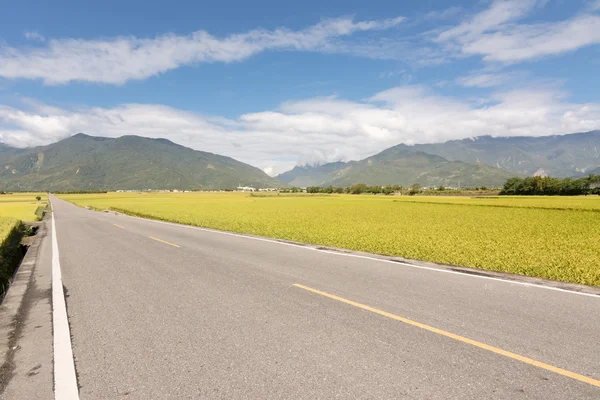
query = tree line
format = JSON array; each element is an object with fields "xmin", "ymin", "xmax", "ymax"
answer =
[
  {"xmin": 51, "ymin": 190, "xmax": 109, "ymax": 194},
  {"xmin": 300, "ymin": 184, "xmax": 487, "ymax": 195},
  {"xmin": 304, "ymin": 184, "xmax": 409, "ymax": 195},
  {"xmin": 500, "ymin": 175, "xmax": 600, "ymax": 196}
]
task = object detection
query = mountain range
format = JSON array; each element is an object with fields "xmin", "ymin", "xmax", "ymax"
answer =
[
  {"xmin": 398, "ymin": 130, "xmax": 600, "ymax": 178},
  {"xmin": 0, "ymin": 130, "xmax": 598, "ymax": 191},
  {"xmin": 277, "ymin": 147, "xmax": 520, "ymax": 188},
  {"xmin": 277, "ymin": 130, "xmax": 600, "ymax": 187},
  {"xmin": 0, "ymin": 133, "xmax": 281, "ymax": 191}
]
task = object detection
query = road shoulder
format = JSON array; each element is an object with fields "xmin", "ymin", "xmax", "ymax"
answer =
[{"xmin": 0, "ymin": 220, "xmax": 53, "ymax": 399}]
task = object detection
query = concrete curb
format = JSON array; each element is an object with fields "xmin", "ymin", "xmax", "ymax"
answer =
[{"xmin": 0, "ymin": 220, "xmax": 47, "ymax": 392}]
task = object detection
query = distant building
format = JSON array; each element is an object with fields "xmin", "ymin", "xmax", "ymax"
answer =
[{"xmin": 236, "ymin": 186, "xmax": 256, "ymax": 192}]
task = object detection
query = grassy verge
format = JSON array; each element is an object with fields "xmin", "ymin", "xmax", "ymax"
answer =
[
  {"xmin": 0, "ymin": 218, "xmax": 24, "ymax": 300},
  {"xmin": 34, "ymin": 204, "xmax": 48, "ymax": 220}
]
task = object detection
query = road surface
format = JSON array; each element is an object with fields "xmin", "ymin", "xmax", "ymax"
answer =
[{"xmin": 44, "ymin": 196, "xmax": 600, "ymax": 398}]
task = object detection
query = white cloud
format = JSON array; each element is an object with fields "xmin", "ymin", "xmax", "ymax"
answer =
[
  {"xmin": 24, "ymin": 31, "xmax": 45, "ymax": 42},
  {"xmin": 424, "ymin": 7, "xmax": 463, "ymax": 20},
  {"xmin": 437, "ymin": 0, "xmax": 600, "ymax": 63},
  {"xmin": 455, "ymin": 71, "xmax": 526, "ymax": 88},
  {"xmin": 462, "ymin": 14, "xmax": 600, "ymax": 63},
  {"xmin": 2, "ymin": 2, "xmax": 599, "ymax": 88},
  {"xmin": 438, "ymin": 0, "xmax": 541, "ymax": 42},
  {"xmin": 456, "ymin": 73, "xmax": 505, "ymax": 88},
  {"xmin": 1, "ymin": 84, "xmax": 599, "ymax": 175},
  {"xmin": 0, "ymin": 16, "xmax": 404, "ymax": 85}
]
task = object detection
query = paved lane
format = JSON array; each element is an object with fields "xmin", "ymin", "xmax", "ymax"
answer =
[{"xmin": 49, "ymin": 196, "xmax": 600, "ymax": 399}]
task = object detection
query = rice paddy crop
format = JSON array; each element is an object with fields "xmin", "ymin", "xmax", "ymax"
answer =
[
  {"xmin": 0, "ymin": 193, "xmax": 48, "ymax": 221},
  {"xmin": 59, "ymin": 192, "xmax": 600, "ymax": 287}
]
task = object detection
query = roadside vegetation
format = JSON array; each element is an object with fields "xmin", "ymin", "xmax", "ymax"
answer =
[
  {"xmin": 60, "ymin": 192, "xmax": 600, "ymax": 287},
  {"xmin": 0, "ymin": 218, "xmax": 23, "ymax": 298}
]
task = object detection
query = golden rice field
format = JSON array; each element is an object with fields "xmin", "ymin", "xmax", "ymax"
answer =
[
  {"xmin": 0, "ymin": 193, "xmax": 48, "ymax": 221},
  {"xmin": 59, "ymin": 192, "xmax": 600, "ymax": 287}
]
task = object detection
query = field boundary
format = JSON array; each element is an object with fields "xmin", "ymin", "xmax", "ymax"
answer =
[
  {"xmin": 89, "ymin": 205, "xmax": 600, "ymax": 298},
  {"xmin": 392, "ymin": 198, "xmax": 600, "ymax": 212}
]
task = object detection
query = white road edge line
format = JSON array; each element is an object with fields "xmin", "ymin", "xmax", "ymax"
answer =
[
  {"xmin": 111, "ymin": 211, "xmax": 599, "ymax": 299},
  {"xmin": 52, "ymin": 210, "xmax": 80, "ymax": 399}
]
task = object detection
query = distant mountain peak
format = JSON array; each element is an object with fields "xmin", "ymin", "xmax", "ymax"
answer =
[
  {"xmin": 0, "ymin": 134, "xmax": 283, "ymax": 191},
  {"xmin": 151, "ymin": 137, "xmax": 176, "ymax": 145},
  {"xmin": 67, "ymin": 132, "xmax": 110, "ymax": 142},
  {"xmin": 277, "ymin": 145, "xmax": 519, "ymax": 187}
]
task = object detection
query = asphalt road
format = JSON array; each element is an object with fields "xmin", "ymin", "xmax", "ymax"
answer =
[{"xmin": 47, "ymin": 195, "xmax": 600, "ymax": 399}]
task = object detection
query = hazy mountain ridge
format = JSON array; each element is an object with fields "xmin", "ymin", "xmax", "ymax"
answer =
[
  {"xmin": 400, "ymin": 130, "xmax": 600, "ymax": 178},
  {"xmin": 275, "ymin": 162, "xmax": 347, "ymax": 187},
  {"xmin": 0, "ymin": 133, "xmax": 282, "ymax": 191},
  {"xmin": 277, "ymin": 131, "xmax": 600, "ymax": 186},
  {"xmin": 0, "ymin": 143, "xmax": 23, "ymax": 157},
  {"xmin": 277, "ymin": 147, "xmax": 520, "ymax": 187}
]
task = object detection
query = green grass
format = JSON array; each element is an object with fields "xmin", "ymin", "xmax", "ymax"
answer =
[
  {"xmin": 0, "ymin": 216, "xmax": 23, "ymax": 296},
  {"xmin": 0, "ymin": 217, "xmax": 20, "ymax": 245},
  {"xmin": 59, "ymin": 192, "xmax": 600, "ymax": 287}
]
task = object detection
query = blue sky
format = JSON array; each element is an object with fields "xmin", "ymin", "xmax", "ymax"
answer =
[{"xmin": 1, "ymin": 0, "xmax": 599, "ymax": 174}]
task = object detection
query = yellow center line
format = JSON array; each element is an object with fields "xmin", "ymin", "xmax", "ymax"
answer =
[
  {"xmin": 292, "ymin": 283, "xmax": 600, "ymax": 388},
  {"xmin": 113, "ymin": 224, "xmax": 125, "ymax": 229},
  {"xmin": 149, "ymin": 236, "xmax": 181, "ymax": 248}
]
